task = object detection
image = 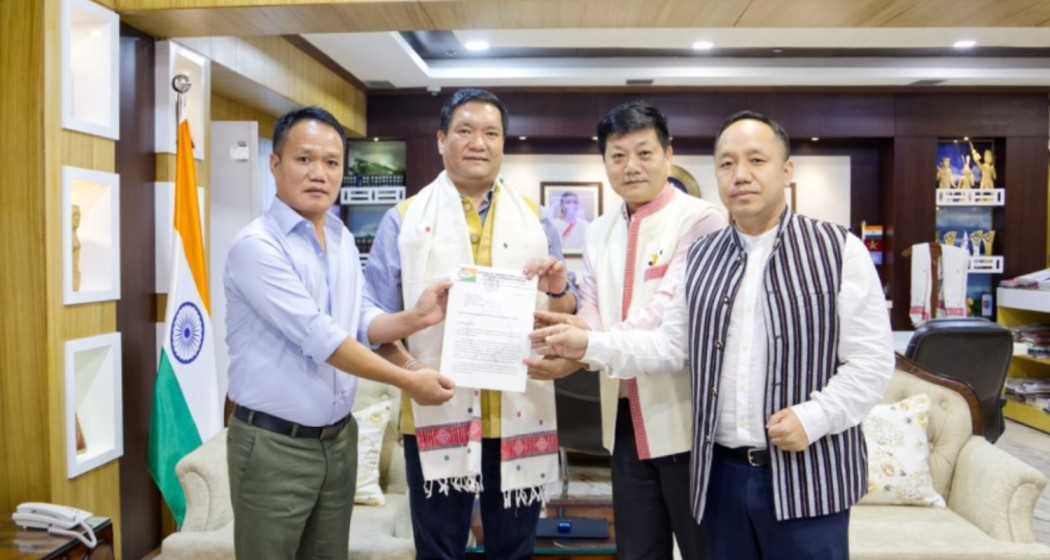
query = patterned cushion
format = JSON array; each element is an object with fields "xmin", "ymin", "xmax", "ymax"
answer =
[
  {"xmin": 354, "ymin": 399, "xmax": 393, "ymax": 506},
  {"xmin": 860, "ymin": 394, "xmax": 946, "ymax": 507}
]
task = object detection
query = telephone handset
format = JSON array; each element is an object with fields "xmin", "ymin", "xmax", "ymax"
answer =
[{"xmin": 12, "ymin": 502, "xmax": 98, "ymax": 549}]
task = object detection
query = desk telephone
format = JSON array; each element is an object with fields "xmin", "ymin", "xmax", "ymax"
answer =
[{"xmin": 12, "ymin": 502, "xmax": 98, "ymax": 549}]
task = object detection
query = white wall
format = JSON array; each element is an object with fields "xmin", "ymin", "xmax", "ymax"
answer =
[{"xmin": 500, "ymin": 153, "xmax": 851, "ymax": 271}]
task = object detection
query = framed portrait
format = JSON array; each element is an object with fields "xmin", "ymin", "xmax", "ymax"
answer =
[{"xmin": 540, "ymin": 181, "xmax": 603, "ymax": 256}]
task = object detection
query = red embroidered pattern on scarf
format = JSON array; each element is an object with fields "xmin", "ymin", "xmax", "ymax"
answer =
[
  {"xmin": 500, "ymin": 431, "xmax": 560, "ymax": 460},
  {"xmin": 416, "ymin": 420, "xmax": 478, "ymax": 451}
]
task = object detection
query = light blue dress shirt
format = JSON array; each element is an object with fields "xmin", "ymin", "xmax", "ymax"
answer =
[{"xmin": 224, "ymin": 198, "xmax": 383, "ymax": 426}]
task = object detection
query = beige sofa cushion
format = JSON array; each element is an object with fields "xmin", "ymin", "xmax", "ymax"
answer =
[
  {"xmin": 861, "ymin": 394, "xmax": 945, "ymax": 507},
  {"xmin": 880, "ymin": 368, "xmax": 973, "ymax": 500},
  {"xmin": 851, "ymin": 505, "xmax": 1050, "ymax": 560},
  {"xmin": 354, "ymin": 379, "xmax": 402, "ymax": 490}
]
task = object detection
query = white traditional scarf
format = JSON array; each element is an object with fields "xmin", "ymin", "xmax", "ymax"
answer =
[
  {"xmin": 398, "ymin": 171, "xmax": 559, "ymax": 507},
  {"xmin": 909, "ymin": 242, "xmax": 970, "ymax": 326}
]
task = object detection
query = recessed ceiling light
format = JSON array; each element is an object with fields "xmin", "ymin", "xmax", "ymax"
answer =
[
  {"xmin": 591, "ymin": 136, "xmax": 598, "ymax": 141},
  {"xmin": 372, "ymin": 137, "xmax": 379, "ymax": 142},
  {"xmin": 811, "ymin": 137, "xmax": 820, "ymax": 142},
  {"xmin": 953, "ymin": 39, "xmax": 977, "ymax": 49},
  {"xmin": 692, "ymin": 40, "xmax": 714, "ymax": 51},
  {"xmin": 518, "ymin": 136, "xmax": 527, "ymax": 141},
  {"xmin": 464, "ymin": 40, "xmax": 490, "ymax": 52}
]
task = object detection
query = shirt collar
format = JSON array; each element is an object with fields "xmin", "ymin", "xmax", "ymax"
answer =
[
  {"xmin": 268, "ymin": 197, "xmax": 342, "ymax": 242},
  {"xmin": 269, "ymin": 197, "xmax": 308, "ymax": 235},
  {"xmin": 461, "ymin": 180, "xmax": 500, "ymax": 212},
  {"xmin": 730, "ymin": 206, "xmax": 794, "ymax": 253},
  {"xmin": 620, "ymin": 183, "xmax": 676, "ymax": 222}
]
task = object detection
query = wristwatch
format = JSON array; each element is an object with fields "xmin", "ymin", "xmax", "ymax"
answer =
[{"xmin": 546, "ymin": 283, "xmax": 569, "ymax": 299}]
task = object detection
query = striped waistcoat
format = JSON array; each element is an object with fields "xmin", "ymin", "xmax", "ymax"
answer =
[{"xmin": 685, "ymin": 210, "xmax": 867, "ymax": 522}]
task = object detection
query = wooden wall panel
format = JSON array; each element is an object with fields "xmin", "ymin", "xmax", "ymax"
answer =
[
  {"xmin": 0, "ymin": 0, "xmax": 51, "ymax": 517},
  {"xmin": 1003, "ymin": 137, "xmax": 1050, "ymax": 277},
  {"xmin": 41, "ymin": 0, "xmax": 123, "ymax": 554},
  {"xmin": 887, "ymin": 136, "xmax": 937, "ymax": 328},
  {"xmin": 116, "ymin": 23, "xmax": 161, "ymax": 560},
  {"xmin": 212, "ymin": 93, "xmax": 278, "ymax": 139},
  {"xmin": 176, "ymin": 35, "xmax": 366, "ymax": 137}
]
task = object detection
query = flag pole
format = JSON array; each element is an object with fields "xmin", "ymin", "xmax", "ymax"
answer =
[{"xmin": 172, "ymin": 73, "xmax": 191, "ymax": 133}]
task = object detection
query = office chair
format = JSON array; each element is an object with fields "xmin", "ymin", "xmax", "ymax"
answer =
[
  {"xmin": 554, "ymin": 370, "xmax": 609, "ymax": 497},
  {"xmin": 905, "ymin": 317, "xmax": 1014, "ymax": 442}
]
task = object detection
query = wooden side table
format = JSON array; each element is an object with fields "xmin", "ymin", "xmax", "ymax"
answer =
[{"xmin": 0, "ymin": 517, "xmax": 114, "ymax": 560}]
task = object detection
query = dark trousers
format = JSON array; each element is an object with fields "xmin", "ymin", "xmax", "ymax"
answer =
[
  {"xmin": 701, "ymin": 447, "xmax": 850, "ymax": 560},
  {"xmin": 227, "ymin": 415, "xmax": 358, "ymax": 560},
  {"xmin": 404, "ymin": 436, "xmax": 541, "ymax": 560},
  {"xmin": 612, "ymin": 400, "xmax": 705, "ymax": 560}
]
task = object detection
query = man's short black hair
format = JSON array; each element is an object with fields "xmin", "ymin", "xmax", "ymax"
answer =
[
  {"xmin": 596, "ymin": 101, "xmax": 671, "ymax": 156},
  {"xmin": 715, "ymin": 110, "xmax": 791, "ymax": 160},
  {"xmin": 439, "ymin": 88, "xmax": 509, "ymax": 135},
  {"xmin": 272, "ymin": 106, "xmax": 347, "ymax": 156}
]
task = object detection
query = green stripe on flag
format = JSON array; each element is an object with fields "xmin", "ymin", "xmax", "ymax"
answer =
[{"xmin": 149, "ymin": 349, "xmax": 204, "ymax": 527}]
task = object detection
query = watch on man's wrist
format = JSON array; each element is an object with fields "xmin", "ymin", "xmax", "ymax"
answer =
[{"xmin": 546, "ymin": 283, "xmax": 569, "ymax": 299}]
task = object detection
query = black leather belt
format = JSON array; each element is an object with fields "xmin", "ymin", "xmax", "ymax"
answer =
[
  {"xmin": 234, "ymin": 405, "xmax": 351, "ymax": 440},
  {"xmin": 714, "ymin": 444, "xmax": 771, "ymax": 468}
]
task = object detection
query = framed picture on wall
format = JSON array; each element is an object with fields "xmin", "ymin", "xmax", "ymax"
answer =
[{"xmin": 541, "ymin": 181, "xmax": 603, "ymax": 256}]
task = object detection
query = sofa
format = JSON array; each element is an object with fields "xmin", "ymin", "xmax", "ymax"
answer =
[
  {"xmin": 849, "ymin": 356, "xmax": 1050, "ymax": 559},
  {"xmin": 157, "ymin": 379, "xmax": 414, "ymax": 560},
  {"xmin": 160, "ymin": 359, "xmax": 1050, "ymax": 559}
]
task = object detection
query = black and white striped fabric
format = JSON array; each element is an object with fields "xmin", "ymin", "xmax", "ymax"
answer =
[{"xmin": 684, "ymin": 209, "xmax": 866, "ymax": 522}]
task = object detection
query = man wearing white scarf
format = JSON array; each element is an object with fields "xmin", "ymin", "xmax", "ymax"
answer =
[
  {"xmin": 528, "ymin": 101, "xmax": 726, "ymax": 559},
  {"xmin": 364, "ymin": 89, "xmax": 573, "ymax": 559}
]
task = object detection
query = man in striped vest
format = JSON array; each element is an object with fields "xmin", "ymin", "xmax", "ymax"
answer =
[
  {"xmin": 534, "ymin": 110, "xmax": 894, "ymax": 559},
  {"xmin": 528, "ymin": 101, "xmax": 726, "ymax": 559}
]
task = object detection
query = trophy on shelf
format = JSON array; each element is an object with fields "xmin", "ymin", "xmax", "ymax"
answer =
[
  {"xmin": 969, "ymin": 141, "xmax": 997, "ymax": 190},
  {"xmin": 936, "ymin": 158, "xmax": 955, "ymax": 189},
  {"xmin": 957, "ymin": 156, "xmax": 976, "ymax": 189},
  {"xmin": 942, "ymin": 230, "xmax": 958, "ymax": 247},
  {"xmin": 72, "ymin": 204, "xmax": 81, "ymax": 292},
  {"xmin": 980, "ymin": 230, "xmax": 996, "ymax": 256},
  {"xmin": 967, "ymin": 230, "xmax": 983, "ymax": 255}
]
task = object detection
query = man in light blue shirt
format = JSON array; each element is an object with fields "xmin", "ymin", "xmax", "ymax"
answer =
[{"xmin": 224, "ymin": 106, "xmax": 455, "ymax": 560}]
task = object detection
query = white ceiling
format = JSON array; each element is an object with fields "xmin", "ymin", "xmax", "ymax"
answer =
[{"xmin": 304, "ymin": 27, "xmax": 1050, "ymax": 88}]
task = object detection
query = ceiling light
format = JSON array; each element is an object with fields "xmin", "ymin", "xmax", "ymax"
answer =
[
  {"xmin": 464, "ymin": 40, "xmax": 490, "ymax": 52},
  {"xmin": 773, "ymin": 48, "xmax": 783, "ymax": 54},
  {"xmin": 953, "ymin": 39, "xmax": 977, "ymax": 49},
  {"xmin": 811, "ymin": 137, "xmax": 820, "ymax": 142},
  {"xmin": 691, "ymin": 40, "xmax": 714, "ymax": 51},
  {"xmin": 372, "ymin": 137, "xmax": 379, "ymax": 142},
  {"xmin": 591, "ymin": 136, "xmax": 598, "ymax": 141},
  {"xmin": 518, "ymin": 136, "xmax": 527, "ymax": 141},
  {"xmin": 963, "ymin": 136, "xmax": 970, "ymax": 141}
]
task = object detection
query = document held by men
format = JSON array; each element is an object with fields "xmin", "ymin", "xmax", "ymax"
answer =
[{"xmin": 439, "ymin": 265, "xmax": 537, "ymax": 392}]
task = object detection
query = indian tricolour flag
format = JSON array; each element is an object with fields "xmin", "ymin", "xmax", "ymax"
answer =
[{"xmin": 149, "ymin": 118, "xmax": 223, "ymax": 526}]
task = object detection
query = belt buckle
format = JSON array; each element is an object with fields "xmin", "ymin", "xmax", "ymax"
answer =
[
  {"xmin": 747, "ymin": 448, "xmax": 761, "ymax": 467},
  {"xmin": 320, "ymin": 424, "xmax": 339, "ymax": 440}
]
